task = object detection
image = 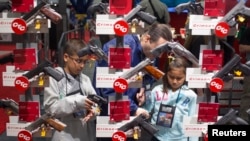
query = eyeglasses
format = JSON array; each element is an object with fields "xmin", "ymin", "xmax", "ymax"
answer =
[{"xmin": 69, "ymin": 56, "xmax": 88, "ymax": 65}]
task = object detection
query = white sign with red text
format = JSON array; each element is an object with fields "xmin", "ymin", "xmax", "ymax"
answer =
[
  {"xmin": 2, "ymin": 65, "xmax": 49, "ymax": 87},
  {"xmin": 96, "ymin": 67, "xmax": 142, "ymax": 88},
  {"xmin": 186, "ymin": 68, "xmax": 214, "ymax": 88},
  {"xmin": 96, "ymin": 14, "xmax": 120, "ymax": 35},
  {"xmin": 96, "ymin": 116, "xmax": 136, "ymax": 137},
  {"xmin": 189, "ymin": 15, "xmax": 223, "ymax": 35},
  {"xmin": 0, "ymin": 18, "xmax": 16, "ymax": 33}
]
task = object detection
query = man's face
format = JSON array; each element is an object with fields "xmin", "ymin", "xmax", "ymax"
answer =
[
  {"xmin": 64, "ymin": 53, "xmax": 89, "ymax": 76},
  {"xmin": 140, "ymin": 34, "xmax": 168, "ymax": 60}
]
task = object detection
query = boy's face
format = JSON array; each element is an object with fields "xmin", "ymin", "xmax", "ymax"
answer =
[{"xmin": 64, "ymin": 53, "xmax": 89, "ymax": 76}]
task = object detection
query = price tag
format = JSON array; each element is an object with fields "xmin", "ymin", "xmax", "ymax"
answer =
[
  {"xmin": 112, "ymin": 131, "xmax": 127, "ymax": 141},
  {"xmin": 214, "ymin": 22, "xmax": 229, "ymax": 38},
  {"xmin": 17, "ymin": 130, "xmax": 32, "ymax": 141},
  {"xmin": 209, "ymin": 77, "xmax": 224, "ymax": 92},
  {"xmin": 11, "ymin": 18, "xmax": 27, "ymax": 35},
  {"xmin": 113, "ymin": 78, "xmax": 128, "ymax": 93},
  {"xmin": 113, "ymin": 20, "xmax": 129, "ymax": 36},
  {"xmin": 14, "ymin": 76, "xmax": 29, "ymax": 92}
]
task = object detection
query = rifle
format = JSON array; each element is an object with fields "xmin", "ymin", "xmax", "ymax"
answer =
[
  {"xmin": 214, "ymin": 108, "xmax": 248, "ymax": 125},
  {"xmin": 150, "ymin": 41, "xmax": 199, "ymax": 67},
  {"xmin": 118, "ymin": 114, "xmax": 159, "ymax": 141},
  {"xmin": 22, "ymin": 0, "xmax": 62, "ymax": 24},
  {"xmin": 23, "ymin": 59, "xmax": 64, "ymax": 81},
  {"xmin": 0, "ymin": 98, "xmax": 19, "ymax": 115},
  {"xmin": 119, "ymin": 58, "xmax": 164, "ymax": 81},
  {"xmin": 212, "ymin": 54, "xmax": 250, "ymax": 81},
  {"xmin": 25, "ymin": 112, "xmax": 67, "ymax": 132},
  {"xmin": 175, "ymin": 1, "xmax": 204, "ymax": 15}
]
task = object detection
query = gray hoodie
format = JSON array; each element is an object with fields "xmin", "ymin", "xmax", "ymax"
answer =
[{"xmin": 43, "ymin": 67, "xmax": 97, "ymax": 141}]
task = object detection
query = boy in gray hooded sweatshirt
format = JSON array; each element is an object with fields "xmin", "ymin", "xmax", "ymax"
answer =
[{"xmin": 43, "ymin": 38, "xmax": 97, "ymax": 141}]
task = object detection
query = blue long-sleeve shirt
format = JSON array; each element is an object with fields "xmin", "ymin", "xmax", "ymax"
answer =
[
  {"xmin": 146, "ymin": 84, "xmax": 197, "ymax": 141},
  {"xmin": 93, "ymin": 34, "xmax": 156, "ymax": 116}
]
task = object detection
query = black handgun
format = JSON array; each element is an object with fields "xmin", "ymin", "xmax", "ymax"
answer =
[
  {"xmin": 0, "ymin": 53, "xmax": 14, "ymax": 65},
  {"xmin": 0, "ymin": 98, "xmax": 19, "ymax": 115},
  {"xmin": 175, "ymin": 1, "xmax": 204, "ymax": 15},
  {"xmin": 87, "ymin": 94, "xmax": 108, "ymax": 106},
  {"xmin": 87, "ymin": 2, "xmax": 109, "ymax": 17},
  {"xmin": 150, "ymin": 42, "xmax": 199, "ymax": 67},
  {"xmin": 25, "ymin": 112, "xmax": 67, "ymax": 132},
  {"xmin": 214, "ymin": 108, "xmax": 248, "ymax": 125},
  {"xmin": 118, "ymin": 114, "xmax": 159, "ymax": 141},
  {"xmin": 23, "ymin": 59, "xmax": 64, "ymax": 81},
  {"xmin": 22, "ymin": 0, "xmax": 62, "ymax": 24},
  {"xmin": 77, "ymin": 43, "xmax": 108, "ymax": 62},
  {"xmin": 212, "ymin": 54, "xmax": 250, "ymax": 81}
]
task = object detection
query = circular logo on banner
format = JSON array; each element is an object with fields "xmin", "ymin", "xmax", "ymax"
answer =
[
  {"xmin": 112, "ymin": 131, "xmax": 127, "ymax": 141},
  {"xmin": 113, "ymin": 78, "xmax": 128, "ymax": 93},
  {"xmin": 17, "ymin": 130, "xmax": 32, "ymax": 141},
  {"xmin": 214, "ymin": 22, "xmax": 229, "ymax": 38},
  {"xmin": 14, "ymin": 76, "xmax": 29, "ymax": 92},
  {"xmin": 113, "ymin": 20, "xmax": 129, "ymax": 36},
  {"xmin": 209, "ymin": 77, "xmax": 224, "ymax": 93},
  {"xmin": 11, "ymin": 18, "xmax": 27, "ymax": 35}
]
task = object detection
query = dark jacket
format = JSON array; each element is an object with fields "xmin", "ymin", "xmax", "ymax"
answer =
[
  {"xmin": 93, "ymin": 34, "xmax": 156, "ymax": 116},
  {"xmin": 139, "ymin": 0, "xmax": 170, "ymax": 24}
]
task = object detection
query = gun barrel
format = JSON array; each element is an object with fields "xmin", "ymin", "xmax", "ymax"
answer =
[
  {"xmin": 22, "ymin": 1, "xmax": 47, "ymax": 22},
  {"xmin": 23, "ymin": 59, "xmax": 52, "ymax": 79},
  {"xmin": 150, "ymin": 42, "xmax": 171, "ymax": 58},
  {"xmin": 175, "ymin": 1, "xmax": 191, "ymax": 14},
  {"xmin": 120, "ymin": 58, "xmax": 152, "ymax": 80},
  {"xmin": 118, "ymin": 114, "xmax": 158, "ymax": 136},
  {"xmin": 0, "ymin": 99, "xmax": 19, "ymax": 115},
  {"xmin": 124, "ymin": 5, "xmax": 142, "ymax": 22},
  {"xmin": 171, "ymin": 42, "xmax": 199, "ymax": 67},
  {"xmin": 220, "ymin": 0, "xmax": 246, "ymax": 26},
  {"xmin": 238, "ymin": 63, "xmax": 250, "ymax": 76},
  {"xmin": 25, "ymin": 115, "xmax": 48, "ymax": 131},
  {"xmin": 213, "ymin": 54, "xmax": 240, "ymax": 80},
  {"xmin": 214, "ymin": 108, "xmax": 237, "ymax": 125},
  {"xmin": 25, "ymin": 113, "xmax": 66, "ymax": 132},
  {"xmin": 0, "ymin": 53, "xmax": 14, "ymax": 65},
  {"xmin": 135, "ymin": 11, "xmax": 156, "ymax": 25},
  {"xmin": 43, "ymin": 67, "xmax": 64, "ymax": 81}
]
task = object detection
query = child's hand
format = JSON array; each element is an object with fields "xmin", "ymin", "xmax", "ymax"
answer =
[
  {"xmin": 82, "ymin": 110, "xmax": 94, "ymax": 122},
  {"xmin": 135, "ymin": 107, "xmax": 150, "ymax": 119},
  {"xmin": 84, "ymin": 98, "xmax": 95, "ymax": 111}
]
